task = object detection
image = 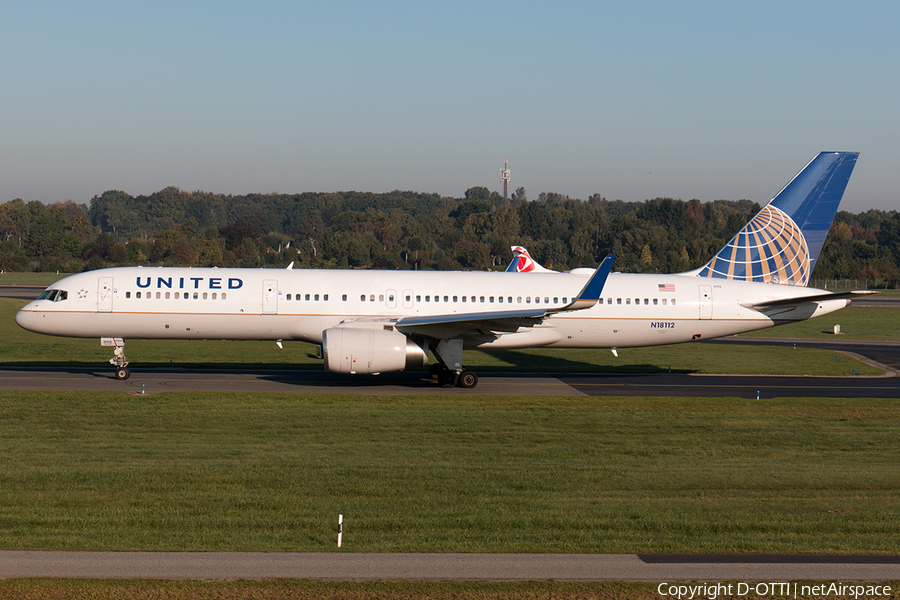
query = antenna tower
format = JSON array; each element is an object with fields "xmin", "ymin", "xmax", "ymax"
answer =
[{"xmin": 500, "ymin": 158, "xmax": 510, "ymax": 201}]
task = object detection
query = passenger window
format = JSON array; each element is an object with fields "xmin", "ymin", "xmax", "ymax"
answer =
[
  {"xmin": 462, "ymin": 296, "xmax": 466, "ymax": 302},
  {"xmin": 136, "ymin": 292, "xmax": 141, "ymax": 299},
  {"xmin": 443, "ymin": 295, "xmax": 448, "ymax": 302},
  {"xmin": 156, "ymin": 292, "xmax": 161, "ymax": 299},
  {"xmin": 416, "ymin": 295, "xmax": 421, "ymax": 302},
  {"xmin": 305, "ymin": 294, "xmax": 310, "ymax": 301},
  {"xmin": 517, "ymin": 296, "xmax": 522, "ymax": 303},
  {"xmin": 126, "ymin": 292, "xmax": 131, "ymax": 299},
  {"xmin": 498, "ymin": 296, "xmax": 503, "ymax": 303},
  {"xmin": 535, "ymin": 297, "xmax": 540, "ymax": 304},
  {"xmin": 209, "ymin": 293, "xmax": 214, "ymax": 300},
  {"xmin": 222, "ymin": 293, "xmax": 227, "ymax": 300},
  {"xmin": 662, "ymin": 298, "xmax": 667, "ymax": 305},
  {"xmin": 287, "ymin": 294, "xmax": 292, "ymax": 301},
  {"xmin": 166, "ymin": 292, "xmax": 171, "ymax": 299},
  {"xmin": 389, "ymin": 294, "xmax": 394, "ymax": 303},
  {"xmin": 526, "ymin": 297, "xmax": 531, "ymax": 304},
  {"xmin": 425, "ymin": 296, "xmax": 430, "ymax": 302},
  {"xmin": 471, "ymin": 296, "xmax": 476, "ymax": 303},
  {"xmin": 508, "ymin": 297, "xmax": 513, "ymax": 303},
  {"xmin": 671, "ymin": 299, "xmax": 676, "ymax": 305},
  {"xmin": 379, "ymin": 294, "xmax": 384, "ymax": 302},
  {"xmin": 480, "ymin": 296, "xmax": 485, "ymax": 303},
  {"xmin": 202, "ymin": 292, "xmax": 208, "ymax": 300},
  {"xmin": 361, "ymin": 295, "xmax": 366, "ymax": 301},
  {"xmin": 342, "ymin": 294, "xmax": 348, "ymax": 301},
  {"xmin": 175, "ymin": 292, "xmax": 180, "ymax": 299},
  {"xmin": 626, "ymin": 298, "xmax": 631, "ymax": 305},
  {"xmin": 193, "ymin": 292, "xmax": 199, "ymax": 299},
  {"xmin": 370, "ymin": 294, "xmax": 375, "ymax": 302},
  {"xmin": 452, "ymin": 296, "xmax": 458, "ymax": 302},
  {"xmin": 314, "ymin": 294, "xmax": 319, "ymax": 301},
  {"xmin": 406, "ymin": 295, "xmax": 412, "ymax": 302},
  {"xmin": 617, "ymin": 298, "xmax": 622, "ymax": 305},
  {"xmin": 324, "ymin": 294, "xmax": 329, "ymax": 301},
  {"xmin": 653, "ymin": 298, "xmax": 657, "ymax": 305}
]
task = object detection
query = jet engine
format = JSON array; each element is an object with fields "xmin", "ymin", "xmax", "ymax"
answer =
[{"xmin": 322, "ymin": 326, "xmax": 427, "ymax": 375}]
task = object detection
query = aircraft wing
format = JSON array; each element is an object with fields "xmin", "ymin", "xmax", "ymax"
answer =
[{"xmin": 393, "ymin": 255, "xmax": 615, "ymax": 338}]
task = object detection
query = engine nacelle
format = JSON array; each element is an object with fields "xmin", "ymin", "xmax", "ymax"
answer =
[{"xmin": 322, "ymin": 326, "xmax": 428, "ymax": 375}]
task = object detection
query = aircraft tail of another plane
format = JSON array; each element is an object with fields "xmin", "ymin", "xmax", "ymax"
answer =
[
  {"xmin": 505, "ymin": 246, "xmax": 557, "ymax": 273},
  {"xmin": 690, "ymin": 151, "xmax": 859, "ymax": 287}
]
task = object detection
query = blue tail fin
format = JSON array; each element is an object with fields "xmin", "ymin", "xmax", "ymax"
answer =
[{"xmin": 694, "ymin": 151, "xmax": 859, "ymax": 286}]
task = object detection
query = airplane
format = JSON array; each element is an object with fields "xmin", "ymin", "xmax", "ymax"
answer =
[{"xmin": 16, "ymin": 151, "xmax": 866, "ymax": 389}]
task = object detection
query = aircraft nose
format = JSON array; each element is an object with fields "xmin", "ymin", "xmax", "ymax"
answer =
[{"xmin": 15, "ymin": 307, "xmax": 34, "ymax": 331}]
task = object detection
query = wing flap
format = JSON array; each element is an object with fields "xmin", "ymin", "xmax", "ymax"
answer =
[{"xmin": 395, "ymin": 255, "xmax": 615, "ymax": 337}]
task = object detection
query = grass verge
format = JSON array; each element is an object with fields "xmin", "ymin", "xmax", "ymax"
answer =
[
  {"xmin": 10, "ymin": 580, "xmax": 897, "ymax": 600},
  {"xmin": 2, "ymin": 391, "xmax": 900, "ymax": 554}
]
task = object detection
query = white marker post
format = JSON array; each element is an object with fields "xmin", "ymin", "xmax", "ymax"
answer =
[{"xmin": 338, "ymin": 514, "xmax": 343, "ymax": 548}]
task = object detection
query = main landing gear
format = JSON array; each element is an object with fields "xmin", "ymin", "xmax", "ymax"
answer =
[
  {"xmin": 429, "ymin": 363, "xmax": 479, "ymax": 388},
  {"xmin": 429, "ymin": 338, "xmax": 479, "ymax": 389}
]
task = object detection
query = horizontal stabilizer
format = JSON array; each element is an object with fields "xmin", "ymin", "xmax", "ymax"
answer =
[{"xmin": 742, "ymin": 290, "xmax": 875, "ymax": 310}]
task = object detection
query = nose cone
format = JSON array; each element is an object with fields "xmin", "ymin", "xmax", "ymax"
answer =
[{"xmin": 15, "ymin": 306, "xmax": 35, "ymax": 332}]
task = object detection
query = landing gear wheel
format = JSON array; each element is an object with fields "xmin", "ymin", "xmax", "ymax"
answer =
[
  {"xmin": 429, "ymin": 363, "xmax": 444, "ymax": 380},
  {"xmin": 457, "ymin": 370, "xmax": 478, "ymax": 389},
  {"xmin": 115, "ymin": 366, "xmax": 131, "ymax": 380},
  {"xmin": 438, "ymin": 371, "xmax": 458, "ymax": 388}
]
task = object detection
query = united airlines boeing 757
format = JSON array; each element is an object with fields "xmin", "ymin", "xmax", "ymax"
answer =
[{"xmin": 16, "ymin": 152, "xmax": 865, "ymax": 388}]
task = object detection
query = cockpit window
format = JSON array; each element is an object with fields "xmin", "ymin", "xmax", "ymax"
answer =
[{"xmin": 39, "ymin": 289, "xmax": 68, "ymax": 302}]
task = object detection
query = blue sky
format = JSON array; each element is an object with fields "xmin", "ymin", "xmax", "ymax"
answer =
[{"xmin": 2, "ymin": 1, "xmax": 897, "ymax": 211}]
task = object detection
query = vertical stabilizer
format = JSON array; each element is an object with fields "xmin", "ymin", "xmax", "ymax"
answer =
[{"xmin": 694, "ymin": 151, "xmax": 858, "ymax": 286}]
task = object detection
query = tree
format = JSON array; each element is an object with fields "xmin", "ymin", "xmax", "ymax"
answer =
[
  {"xmin": 464, "ymin": 186, "xmax": 491, "ymax": 203},
  {"xmin": 640, "ymin": 244, "xmax": 653, "ymax": 268},
  {"xmin": 511, "ymin": 187, "xmax": 527, "ymax": 205}
]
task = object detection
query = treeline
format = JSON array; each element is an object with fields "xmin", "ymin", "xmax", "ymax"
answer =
[{"xmin": 1, "ymin": 185, "xmax": 899, "ymax": 286}]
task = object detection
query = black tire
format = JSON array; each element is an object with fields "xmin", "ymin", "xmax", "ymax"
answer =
[
  {"xmin": 457, "ymin": 370, "xmax": 478, "ymax": 389},
  {"xmin": 115, "ymin": 367, "xmax": 131, "ymax": 380},
  {"xmin": 438, "ymin": 371, "xmax": 458, "ymax": 388},
  {"xmin": 429, "ymin": 363, "xmax": 444, "ymax": 380}
]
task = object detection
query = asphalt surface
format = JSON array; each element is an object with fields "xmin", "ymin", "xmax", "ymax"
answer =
[{"xmin": 3, "ymin": 551, "xmax": 900, "ymax": 581}]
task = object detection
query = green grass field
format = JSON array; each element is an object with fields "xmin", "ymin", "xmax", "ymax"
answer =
[
  {"xmin": 0, "ymin": 298, "xmax": 887, "ymax": 376},
  {"xmin": 13, "ymin": 579, "xmax": 895, "ymax": 600},
  {"xmin": 2, "ymin": 391, "xmax": 900, "ymax": 555}
]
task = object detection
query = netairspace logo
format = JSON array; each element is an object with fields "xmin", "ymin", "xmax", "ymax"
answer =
[{"xmin": 657, "ymin": 581, "xmax": 892, "ymax": 599}]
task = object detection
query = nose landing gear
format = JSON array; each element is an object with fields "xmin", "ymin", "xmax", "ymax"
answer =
[{"xmin": 102, "ymin": 337, "xmax": 130, "ymax": 380}]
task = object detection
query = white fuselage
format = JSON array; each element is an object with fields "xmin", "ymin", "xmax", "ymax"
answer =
[{"xmin": 15, "ymin": 266, "xmax": 848, "ymax": 350}]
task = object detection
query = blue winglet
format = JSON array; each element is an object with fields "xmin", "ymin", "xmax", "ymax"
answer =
[{"xmin": 560, "ymin": 254, "xmax": 615, "ymax": 311}]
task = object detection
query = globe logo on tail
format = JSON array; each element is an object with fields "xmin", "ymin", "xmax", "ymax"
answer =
[{"xmin": 697, "ymin": 204, "xmax": 810, "ymax": 286}]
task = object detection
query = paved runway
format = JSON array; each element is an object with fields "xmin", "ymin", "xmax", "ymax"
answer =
[
  {"xmin": 2, "ymin": 551, "xmax": 900, "ymax": 581},
  {"xmin": 1, "ymin": 365, "xmax": 898, "ymax": 398}
]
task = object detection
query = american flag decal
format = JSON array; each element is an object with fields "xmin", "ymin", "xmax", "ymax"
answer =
[{"xmin": 658, "ymin": 283, "xmax": 675, "ymax": 292}]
